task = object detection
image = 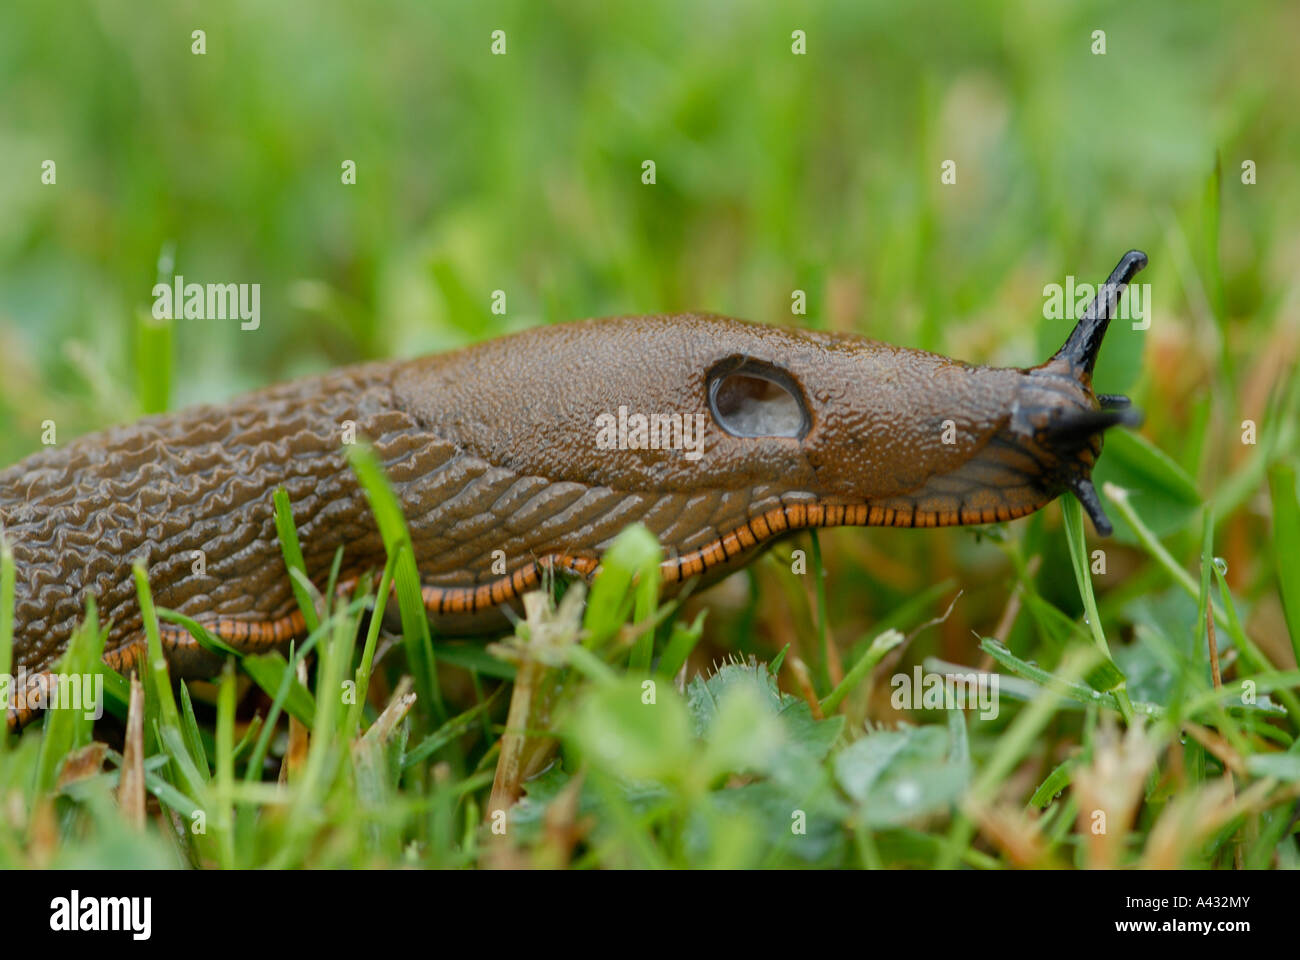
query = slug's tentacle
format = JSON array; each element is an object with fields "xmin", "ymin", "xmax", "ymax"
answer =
[
  {"xmin": 1051, "ymin": 249, "xmax": 1149, "ymax": 377},
  {"xmin": 1066, "ymin": 475, "xmax": 1113, "ymax": 536},
  {"xmin": 1046, "ymin": 407, "xmax": 1142, "ymax": 446}
]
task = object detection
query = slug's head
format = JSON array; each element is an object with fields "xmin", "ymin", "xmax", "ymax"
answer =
[
  {"xmin": 1008, "ymin": 250, "xmax": 1148, "ymax": 535},
  {"xmin": 396, "ymin": 253, "xmax": 1147, "ymax": 542}
]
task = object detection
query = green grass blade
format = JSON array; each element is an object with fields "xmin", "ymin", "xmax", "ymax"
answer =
[
  {"xmin": 242, "ymin": 651, "xmax": 316, "ymax": 727},
  {"xmin": 585, "ymin": 523, "xmax": 661, "ymax": 653},
  {"xmin": 178, "ymin": 681, "xmax": 211, "ymax": 778},
  {"xmin": 348, "ymin": 442, "xmax": 444, "ymax": 722},
  {"xmin": 134, "ymin": 308, "xmax": 173, "ymax": 415},
  {"xmin": 157, "ymin": 608, "xmax": 242, "ymax": 657},
  {"xmin": 657, "ymin": 611, "xmax": 707, "ymax": 681},
  {"xmin": 0, "ymin": 534, "xmax": 13, "ymax": 747},
  {"xmin": 401, "ymin": 687, "xmax": 504, "ymax": 769},
  {"xmin": 349, "ymin": 555, "xmax": 396, "ymax": 733},
  {"xmin": 272, "ymin": 486, "xmax": 320, "ymax": 634},
  {"xmin": 809, "ymin": 529, "xmax": 830, "ymax": 693},
  {"xmin": 214, "ymin": 657, "xmax": 237, "ymax": 867},
  {"xmin": 821, "ymin": 628, "xmax": 904, "ymax": 714},
  {"xmin": 33, "ymin": 604, "xmax": 104, "ymax": 793},
  {"xmin": 1268, "ymin": 464, "xmax": 1300, "ymax": 665},
  {"xmin": 133, "ymin": 561, "xmax": 182, "ymax": 734}
]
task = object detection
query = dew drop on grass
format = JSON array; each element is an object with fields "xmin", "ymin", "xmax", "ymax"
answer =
[
  {"xmin": 1213, "ymin": 557, "xmax": 1229, "ymax": 575},
  {"xmin": 894, "ymin": 780, "xmax": 921, "ymax": 807}
]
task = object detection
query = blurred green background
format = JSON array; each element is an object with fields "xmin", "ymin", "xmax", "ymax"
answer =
[{"xmin": 1, "ymin": 0, "xmax": 1297, "ymax": 667}]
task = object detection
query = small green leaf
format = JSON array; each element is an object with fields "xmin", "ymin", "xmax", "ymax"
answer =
[
  {"xmin": 696, "ymin": 680, "xmax": 786, "ymax": 783},
  {"xmin": 584, "ymin": 523, "xmax": 662, "ymax": 652},
  {"xmin": 1029, "ymin": 758, "xmax": 1076, "ymax": 809},
  {"xmin": 687, "ymin": 661, "xmax": 844, "ymax": 781},
  {"xmin": 657, "ymin": 611, "xmax": 706, "ymax": 681},
  {"xmin": 570, "ymin": 677, "xmax": 693, "ymax": 784},
  {"xmin": 833, "ymin": 725, "xmax": 968, "ymax": 827}
]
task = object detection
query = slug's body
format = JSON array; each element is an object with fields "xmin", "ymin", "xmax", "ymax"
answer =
[{"xmin": 1, "ymin": 253, "xmax": 1147, "ymax": 728}]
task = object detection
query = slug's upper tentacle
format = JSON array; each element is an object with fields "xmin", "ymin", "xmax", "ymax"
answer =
[{"xmin": 1050, "ymin": 249, "xmax": 1149, "ymax": 378}]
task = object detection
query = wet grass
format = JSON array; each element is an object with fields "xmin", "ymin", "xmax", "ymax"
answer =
[{"xmin": 1, "ymin": 0, "xmax": 1299, "ymax": 867}]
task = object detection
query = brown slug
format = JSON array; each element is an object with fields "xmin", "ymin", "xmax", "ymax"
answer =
[{"xmin": 0, "ymin": 251, "xmax": 1147, "ymax": 728}]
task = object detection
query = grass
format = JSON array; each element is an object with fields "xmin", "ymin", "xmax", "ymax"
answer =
[{"xmin": 1, "ymin": 0, "xmax": 1299, "ymax": 868}]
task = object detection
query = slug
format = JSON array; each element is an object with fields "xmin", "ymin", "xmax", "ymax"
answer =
[{"xmin": 0, "ymin": 251, "xmax": 1146, "ymax": 728}]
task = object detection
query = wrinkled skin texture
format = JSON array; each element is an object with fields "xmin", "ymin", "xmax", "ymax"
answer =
[{"xmin": 0, "ymin": 310, "xmax": 1125, "ymax": 727}]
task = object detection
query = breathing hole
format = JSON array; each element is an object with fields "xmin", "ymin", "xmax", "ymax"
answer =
[{"xmin": 708, "ymin": 362, "xmax": 809, "ymax": 439}]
